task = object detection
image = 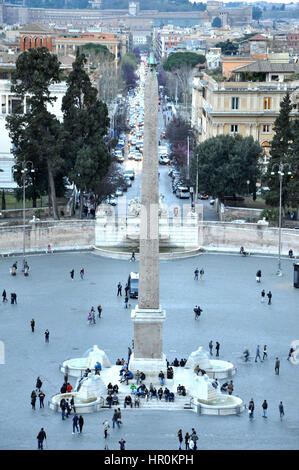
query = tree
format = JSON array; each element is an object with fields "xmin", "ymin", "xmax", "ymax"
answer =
[
  {"xmin": 286, "ymin": 117, "xmax": 299, "ymax": 217},
  {"xmin": 121, "ymin": 52, "xmax": 139, "ymax": 87},
  {"xmin": 215, "ymin": 40, "xmax": 239, "ymax": 56},
  {"xmin": 265, "ymin": 93, "xmax": 293, "ymax": 209},
  {"xmin": 212, "ymin": 17, "xmax": 222, "ymax": 28},
  {"xmin": 163, "ymin": 52, "xmax": 205, "ymax": 72},
  {"xmin": 252, "ymin": 6, "xmax": 262, "ymax": 21},
  {"xmin": 6, "ymin": 47, "xmax": 63, "ymax": 219},
  {"xmin": 1, "ymin": 189, "xmax": 6, "ymax": 211},
  {"xmin": 62, "ymin": 51, "xmax": 111, "ymax": 216},
  {"xmin": 191, "ymin": 135, "xmax": 262, "ymax": 200}
]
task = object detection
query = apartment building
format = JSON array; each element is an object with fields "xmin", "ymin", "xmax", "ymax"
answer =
[{"xmin": 191, "ymin": 69, "xmax": 299, "ymax": 162}]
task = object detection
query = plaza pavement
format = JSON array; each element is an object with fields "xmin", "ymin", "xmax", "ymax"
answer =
[{"xmin": 0, "ymin": 251, "xmax": 298, "ymax": 450}]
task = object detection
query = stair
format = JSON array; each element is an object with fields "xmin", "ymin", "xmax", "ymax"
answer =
[{"xmin": 105, "ymin": 391, "xmax": 195, "ymax": 411}]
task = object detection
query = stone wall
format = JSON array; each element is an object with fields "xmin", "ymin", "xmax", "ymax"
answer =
[{"xmin": 0, "ymin": 220, "xmax": 95, "ymax": 254}]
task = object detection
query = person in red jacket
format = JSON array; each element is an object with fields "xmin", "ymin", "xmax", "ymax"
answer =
[{"xmin": 67, "ymin": 383, "xmax": 73, "ymax": 393}]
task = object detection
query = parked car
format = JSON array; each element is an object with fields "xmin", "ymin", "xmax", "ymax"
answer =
[
  {"xmin": 159, "ymin": 156, "xmax": 170, "ymax": 165},
  {"xmin": 124, "ymin": 169, "xmax": 135, "ymax": 180},
  {"xmin": 199, "ymin": 193, "xmax": 209, "ymax": 199},
  {"xmin": 128, "ymin": 272, "xmax": 139, "ymax": 299},
  {"xmin": 115, "ymin": 189, "xmax": 123, "ymax": 197},
  {"xmin": 176, "ymin": 186, "xmax": 190, "ymax": 199}
]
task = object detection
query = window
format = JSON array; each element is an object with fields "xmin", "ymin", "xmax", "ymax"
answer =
[
  {"xmin": 262, "ymin": 124, "xmax": 271, "ymax": 133},
  {"xmin": 264, "ymin": 97, "xmax": 271, "ymax": 110},
  {"xmin": 232, "ymin": 97, "xmax": 239, "ymax": 110},
  {"xmin": 231, "ymin": 124, "xmax": 238, "ymax": 133}
]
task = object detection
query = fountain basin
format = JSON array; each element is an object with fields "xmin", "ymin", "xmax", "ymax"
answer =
[
  {"xmin": 49, "ymin": 392, "xmax": 104, "ymax": 414},
  {"xmin": 195, "ymin": 395, "xmax": 244, "ymax": 416},
  {"xmin": 204, "ymin": 360, "xmax": 236, "ymax": 379},
  {"xmin": 60, "ymin": 345, "xmax": 111, "ymax": 377}
]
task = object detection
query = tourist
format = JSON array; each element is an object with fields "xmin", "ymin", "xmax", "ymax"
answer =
[
  {"xmin": 70, "ymin": 268, "xmax": 74, "ymax": 280},
  {"xmin": 256, "ymin": 269, "xmax": 262, "ymax": 283},
  {"xmin": 262, "ymin": 400, "xmax": 268, "ymax": 418},
  {"xmin": 60, "ymin": 398, "xmax": 66, "ymax": 420},
  {"xmin": 263, "ymin": 345, "xmax": 268, "ymax": 361},
  {"xmin": 30, "ymin": 318, "xmax": 35, "ymax": 333},
  {"xmin": 124, "ymin": 295, "xmax": 129, "ymax": 308},
  {"xmin": 112, "ymin": 409, "xmax": 120, "ymax": 429},
  {"xmin": 243, "ymin": 348, "xmax": 250, "ymax": 362},
  {"xmin": 31, "ymin": 390, "xmax": 37, "ymax": 410},
  {"xmin": 177, "ymin": 429, "xmax": 183, "ymax": 450},
  {"xmin": 103, "ymin": 419, "xmax": 110, "ymax": 438},
  {"xmin": 267, "ymin": 291, "xmax": 272, "ymax": 305},
  {"xmin": 169, "ymin": 392, "xmax": 175, "ymax": 402},
  {"xmin": 275, "ymin": 357, "xmax": 280, "ymax": 375},
  {"xmin": 261, "ymin": 289, "xmax": 266, "ymax": 303},
  {"xmin": 80, "ymin": 267, "xmax": 84, "ymax": 280},
  {"xmin": 194, "ymin": 268, "xmax": 199, "ymax": 280},
  {"xmin": 255, "ymin": 345, "xmax": 262, "ymax": 362},
  {"xmin": 10, "ymin": 291, "xmax": 17, "ymax": 304},
  {"xmin": 190, "ymin": 428, "xmax": 198, "ymax": 450},
  {"xmin": 215, "ymin": 342, "xmax": 220, "ymax": 357},
  {"xmin": 65, "ymin": 399, "xmax": 71, "ymax": 418},
  {"xmin": 209, "ymin": 340, "xmax": 213, "ymax": 356},
  {"xmin": 44, "ymin": 329, "xmax": 50, "ymax": 344},
  {"xmin": 97, "ymin": 304, "xmax": 102, "ymax": 318},
  {"xmin": 117, "ymin": 282, "xmax": 122, "ymax": 296},
  {"xmin": 67, "ymin": 382, "xmax": 73, "ymax": 393},
  {"xmin": 288, "ymin": 249, "xmax": 294, "ymax": 258},
  {"xmin": 2, "ymin": 289, "xmax": 7, "ymax": 302},
  {"xmin": 36, "ymin": 428, "xmax": 47, "ymax": 450},
  {"xmin": 36, "ymin": 376, "xmax": 42, "ymax": 391},
  {"xmin": 164, "ymin": 387, "xmax": 170, "ymax": 401},
  {"xmin": 124, "ymin": 395, "xmax": 133, "ymax": 408},
  {"xmin": 87, "ymin": 312, "xmax": 92, "ymax": 326},
  {"xmin": 185, "ymin": 432, "xmax": 190, "ymax": 450},
  {"xmin": 228, "ymin": 380, "xmax": 234, "ymax": 396},
  {"xmin": 279, "ymin": 401, "xmax": 284, "ymax": 420},
  {"xmin": 200, "ymin": 268, "xmax": 204, "ymax": 280},
  {"xmin": 134, "ymin": 396, "xmax": 140, "ymax": 408},
  {"xmin": 119, "ymin": 438, "xmax": 126, "ymax": 450},
  {"xmin": 248, "ymin": 398, "xmax": 254, "ymax": 419},
  {"xmin": 70, "ymin": 395, "xmax": 76, "ymax": 413},
  {"xmin": 158, "ymin": 370, "xmax": 165, "ymax": 386},
  {"xmin": 117, "ymin": 408, "xmax": 122, "ymax": 426},
  {"xmin": 79, "ymin": 415, "xmax": 84, "ymax": 433},
  {"xmin": 39, "ymin": 390, "xmax": 45, "ymax": 408},
  {"xmin": 158, "ymin": 387, "xmax": 163, "ymax": 400},
  {"xmin": 135, "ymin": 370, "xmax": 141, "ymax": 385},
  {"xmin": 287, "ymin": 347, "xmax": 295, "ymax": 361},
  {"xmin": 130, "ymin": 251, "xmax": 136, "ymax": 262},
  {"xmin": 72, "ymin": 414, "xmax": 79, "ymax": 434},
  {"xmin": 125, "ymin": 283, "xmax": 129, "ymax": 297},
  {"xmin": 47, "ymin": 244, "xmax": 52, "ymax": 254}
]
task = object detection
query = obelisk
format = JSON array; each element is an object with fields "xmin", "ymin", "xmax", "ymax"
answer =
[{"xmin": 128, "ymin": 53, "xmax": 167, "ymax": 378}]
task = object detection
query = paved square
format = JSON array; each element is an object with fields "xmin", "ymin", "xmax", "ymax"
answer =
[{"xmin": 0, "ymin": 251, "xmax": 298, "ymax": 450}]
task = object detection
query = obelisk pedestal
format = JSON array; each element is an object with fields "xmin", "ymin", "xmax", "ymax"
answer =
[{"xmin": 128, "ymin": 54, "xmax": 167, "ymax": 379}]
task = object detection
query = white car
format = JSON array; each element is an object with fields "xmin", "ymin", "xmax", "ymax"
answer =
[{"xmin": 115, "ymin": 189, "xmax": 123, "ymax": 197}]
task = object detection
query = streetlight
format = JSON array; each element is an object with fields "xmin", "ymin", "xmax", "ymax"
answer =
[
  {"xmin": 271, "ymin": 162, "xmax": 292, "ymax": 276},
  {"xmin": 15, "ymin": 160, "xmax": 35, "ymax": 266}
]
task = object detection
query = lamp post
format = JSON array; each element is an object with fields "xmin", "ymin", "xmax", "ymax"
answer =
[
  {"xmin": 271, "ymin": 162, "xmax": 292, "ymax": 276},
  {"xmin": 17, "ymin": 161, "xmax": 35, "ymax": 265}
]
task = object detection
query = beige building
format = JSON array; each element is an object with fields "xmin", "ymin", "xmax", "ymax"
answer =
[{"xmin": 191, "ymin": 70, "xmax": 299, "ymax": 162}]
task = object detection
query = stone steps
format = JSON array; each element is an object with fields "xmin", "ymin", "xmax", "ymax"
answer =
[{"xmin": 103, "ymin": 391, "xmax": 194, "ymax": 411}]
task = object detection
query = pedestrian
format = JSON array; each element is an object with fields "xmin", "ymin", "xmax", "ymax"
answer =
[
  {"xmin": 262, "ymin": 400, "xmax": 268, "ymax": 418},
  {"xmin": 103, "ymin": 419, "xmax": 110, "ymax": 438},
  {"xmin": 248, "ymin": 398, "xmax": 254, "ymax": 419},
  {"xmin": 279, "ymin": 401, "xmax": 284, "ymax": 420},
  {"xmin": 87, "ymin": 312, "xmax": 92, "ymax": 326},
  {"xmin": 117, "ymin": 408, "xmax": 122, "ymax": 426},
  {"xmin": 275, "ymin": 357, "xmax": 280, "ymax": 375},
  {"xmin": 119, "ymin": 438, "xmax": 126, "ymax": 450},
  {"xmin": 91, "ymin": 307, "xmax": 96, "ymax": 325},
  {"xmin": 60, "ymin": 398, "xmax": 66, "ymax": 420},
  {"xmin": 200, "ymin": 268, "xmax": 204, "ymax": 280},
  {"xmin": 78, "ymin": 415, "xmax": 84, "ymax": 433},
  {"xmin": 287, "ymin": 347, "xmax": 295, "ymax": 361},
  {"xmin": 2, "ymin": 289, "xmax": 7, "ymax": 302},
  {"xmin": 158, "ymin": 370, "xmax": 165, "ymax": 386},
  {"xmin": 209, "ymin": 340, "xmax": 213, "ymax": 356},
  {"xmin": 255, "ymin": 345, "xmax": 262, "ymax": 362},
  {"xmin": 80, "ymin": 268, "xmax": 84, "ymax": 280},
  {"xmin": 256, "ymin": 269, "xmax": 262, "ymax": 283},
  {"xmin": 263, "ymin": 345, "xmax": 268, "ymax": 361},
  {"xmin": 227, "ymin": 380, "xmax": 234, "ymax": 396},
  {"xmin": 125, "ymin": 284, "xmax": 129, "ymax": 297},
  {"xmin": 215, "ymin": 341, "xmax": 220, "ymax": 357},
  {"xmin": 36, "ymin": 428, "xmax": 47, "ymax": 450},
  {"xmin": 36, "ymin": 376, "xmax": 42, "ymax": 391},
  {"xmin": 117, "ymin": 282, "xmax": 122, "ymax": 296},
  {"xmin": 70, "ymin": 395, "xmax": 76, "ymax": 413},
  {"xmin": 30, "ymin": 318, "xmax": 35, "ymax": 333},
  {"xmin": 72, "ymin": 413, "xmax": 79, "ymax": 434},
  {"xmin": 44, "ymin": 329, "xmax": 50, "ymax": 344},
  {"xmin": 124, "ymin": 295, "xmax": 129, "ymax": 308},
  {"xmin": 194, "ymin": 268, "xmax": 199, "ymax": 280},
  {"xmin": 10, "ymin": 292, "xmax": 17, "ymax": 304},
  {"xmin": 31, "ymin": 390, "xmax": 37, "ymax": 410},
  {"xmin": 267, "ymin": 291, "xmax": 272, "ymax": 305},
  {"xmin": 190, "ymin": 428, "xmax": 198, "ymax": 450},
  {"xmin": 39, "ymin": 390, "xmax": 45, "ymax": 408},
  {"xmin": 70, "ymin": 268, "xmax": 74, "ymax": 280},
  {"xmin": 97, "ymin": 304, "xmax": 102, "ymax": 318},
  {"xmin": 177, "ymin": 429, "xmax": 183, "ymax": 450},
  {"xmin": 130, "ymin": 251, "xmax": 136, "ymax": 262},
  {"xmin": 261, "ymin": 289, "xmax": 265, "ymax": 303},
  {"xmin": 112, "ymin": 409, "xmax": 120, "ymax": 429},
  {"xmin": 185, "ymin": 432, "xmax": 190, "ymax": 450}
]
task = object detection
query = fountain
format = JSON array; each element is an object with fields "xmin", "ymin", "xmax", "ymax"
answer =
[
  {"xmin": 49, "ymin": 371, "xmax": 106, "ymax": 413},
  {"xmin": 185, "ymin": 346, "xmax": 236, "ymax": 379},
  {"xmin": 60, "ymin": 345, "xmax": 111, "ymax": 378}
]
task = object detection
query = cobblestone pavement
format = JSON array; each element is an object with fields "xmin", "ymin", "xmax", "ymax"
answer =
[{"xmin": 0, "ymin": 251, "xmax": 298, "ymax": 450}]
